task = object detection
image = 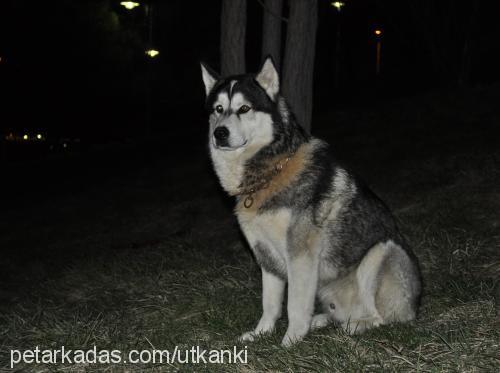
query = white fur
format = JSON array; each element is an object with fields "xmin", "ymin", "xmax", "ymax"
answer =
[
  {"xmin": 283, "ymin": 254, "xmax": 319, "ymax": 346},
  {"xmin": 238, "ymin": 209, "xmax": 290, "ymax": 341},
  {"xmin": 240, "ymin": 269, "xmax": 285, "ymax": 342},
  {"xmin": 311, "ymin": 313, "xmax": 331, "ymax": 329},
  {"xmin": 229, "ymin": 80, "xmax": 237, "ymax": 96},
  {"xmin": 255, "ymin": 57, "xmax": 279, "ymax": 100},
  {"xmin": 238, "ymin": 208, "xmax": 291, "ymax": 261},
  {"xmin": 229, "ymin": 92, "xmax": 246, "ymax": 111},
  {"xmin": 201, "ymin": 64, "xmax": 217, "ymax": 96},
  {"xmin": 210, "ymin": 144, "xmax": 247, "ymax": 194},
  {"xmin": 315, "ymin": 167, "xmax": 356, "ymax": 226},
  {"xmin": 214, "ymin": 91, "xmax": 230, "ymax": 110}
]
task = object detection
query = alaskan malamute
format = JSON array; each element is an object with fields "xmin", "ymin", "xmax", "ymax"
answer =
[{"xmin": 201, "ymin": 57, "xmax": 421, "ymax": 346}]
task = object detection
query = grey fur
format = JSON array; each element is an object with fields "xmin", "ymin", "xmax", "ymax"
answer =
[{"xmin": 253, "ymin": 242, "xmax": 287, "ymax": 280}]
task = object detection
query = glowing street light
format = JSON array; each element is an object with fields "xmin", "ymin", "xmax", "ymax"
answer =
[
  {"xmin": 331, "ymin": 1, "xmax": 345, "ymax": 12},
  {"xmin": 331, "ymin": 2, "xmax": 346, "ymax": 88},
  {"xmin": 36, "ymin": 133, "xmax": 43, "ymax": 140},
  {"xmin": 120, "ymin": 0, "xmax": 155, "ymax": 133},
  {"xmin": 374, "ymin": 29, "xmax": 383, "ymax": 75},
  {"xmin": 23, "ymin": 134, "xmax": 29, "ymax": 140},
  {"xmin": 145, "ymin": 49, "xmax": 159, "ymax": 58},
  {"xmin": 120, "ymin": 1, "xmax": 140, "ymax": 10}
]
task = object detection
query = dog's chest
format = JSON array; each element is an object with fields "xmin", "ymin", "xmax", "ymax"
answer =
[
  {"xmin": 237, "ymin": 208, "xmax": 292, "ymax": 278},
  {"xmin": 210, "ymin": 148, "xmax": 245, "ymax": 194}
]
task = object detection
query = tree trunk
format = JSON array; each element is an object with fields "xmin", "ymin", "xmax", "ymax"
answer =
[
  {"xmin": 220, "ymin": 0, "xmax": 247, "ymax": 76},
  {"xmin": 261, "ymin": 0, "xmax": 284, "ymax": 68},
  {"xmin": 282, "ymin": 0, "xmax": 318, "ymax": 132}
]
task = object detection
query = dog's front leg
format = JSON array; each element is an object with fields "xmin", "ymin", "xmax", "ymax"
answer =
[
  {"xmin": 282, "ymin": 253, "xmax": 318, "ymax": 346},
  {"xmin": 240, "ymin": 268, "xmax": 285, "ymax": 342}
]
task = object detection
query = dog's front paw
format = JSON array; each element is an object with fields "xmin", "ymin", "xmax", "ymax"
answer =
[
  {"xmin": 281, "ymin": 333, "xmax": 302, "ymax": 347},
  {"xmin": 239, "ymin": 331, "xmax": 257, "ymax": 342},
  {"xmin": 281, "ymin": 329, "xmax": 307, "ymax": 347}
]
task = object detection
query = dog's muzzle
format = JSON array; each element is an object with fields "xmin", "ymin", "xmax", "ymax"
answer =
[{"xmin": 213, "ymin": 126, "xmax": 230, "ymax": 147}]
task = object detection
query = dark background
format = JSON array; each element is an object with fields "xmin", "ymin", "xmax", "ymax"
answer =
[{"xmin": 1, "ymin": 0, "xmax": 499, "ymax": 149}]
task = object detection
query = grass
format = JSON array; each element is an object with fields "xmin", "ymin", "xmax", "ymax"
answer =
[{"xmin": 1, "ymin": 87, "xmax": 499, "ymax": 372}]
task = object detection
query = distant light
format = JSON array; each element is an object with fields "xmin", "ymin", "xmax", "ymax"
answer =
[
  {"xmin": 63, "ymin": 143, "xmax": 67, "ymax": 148},
  {"xmin": 331, "ymin": 1, "xmax": 345, "ymax": 11},
  {"xmin": 145, "ymin": 49, "xmax": 159, "ymax": 58},
  {"xmin": 375, "ymin": 29, "xmax": 382, "ymax": 36},
  {"xmin": 120, "ymin": 1, "xmax": 140, "ymax": 10},
  {"xmin": 23, "ymin": 134, "xmax": 29, "ymax": 140},
  {"xmin": 36, "ymin": 133, "xmax": 42, "ymax": 140}
]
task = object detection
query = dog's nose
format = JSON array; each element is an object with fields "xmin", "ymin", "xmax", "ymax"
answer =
[{"xmin": 214, "ymin": 126, "xmax": 229, "ymax": 141}]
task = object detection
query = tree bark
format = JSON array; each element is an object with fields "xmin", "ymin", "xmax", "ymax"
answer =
[
  {"xmin": 220, "ymin": 0, "xmax": 247, "ymax": 76},
  {"xmin": 261, "ymin": 0, "xmax": 284, "ymax": 68},
  {"xmin": 282, "ymin": 0, "xmax": 318, "ymax": 132}
]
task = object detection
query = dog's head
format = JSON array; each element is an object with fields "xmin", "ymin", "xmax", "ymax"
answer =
[{"xmin": 200, "ymin": 57, "xmax": 280, "ymax": 154}]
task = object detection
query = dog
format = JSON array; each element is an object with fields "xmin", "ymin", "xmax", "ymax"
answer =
[{"xmin": 200, "ymin": 57, "xmax": 421, "ymax": 346}]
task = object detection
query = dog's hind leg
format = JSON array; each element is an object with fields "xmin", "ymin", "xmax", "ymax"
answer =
[
  {"xmin": 355, "ymin": 242, "xmax": 390, "ymax": 326},
  {"xmin": 335, "ymin": 242, "xmax": 390, "ymax": 335},
  {"xmin": 325, "ymin": 241, "xmax": 418, "ymax": 334},
  {"xmin": 376, "ymin": 241, "xmax": 420, "ymax": 324},
  {"xmin": 240, "ymin": 269, "xmax": 285, "ymax": 342}
]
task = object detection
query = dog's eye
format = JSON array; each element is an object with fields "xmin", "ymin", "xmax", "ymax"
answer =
[
  {"xmin": 238, "ymin": 105, "xmax": 251, "ymax": 114},
  {"xmin": 215, "ymin": 105, "xmax": 223, "ymax": 114}
]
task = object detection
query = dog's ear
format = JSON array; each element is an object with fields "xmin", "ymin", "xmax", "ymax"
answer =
[
  {"xmin": 200, "ymin": 62, "xmax": 219, "ymax": 96},
  {"xmin": 255, "ymin": 56, "xmax": 279, "ymax": 101}
]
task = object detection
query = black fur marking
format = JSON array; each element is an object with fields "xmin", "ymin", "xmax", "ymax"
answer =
[
  {"xmin": 325, "ymin": 180, "xmax": 403, "ymax": 269},
  {"xmin": 300, "ymin": 143, "xmax": 337, "ymax": 224},
  {"xmin": 245, "ymin": 97, "xmax": 309, "ymax": 177},
  {"xmin": 205, "ymin": 74, "xmax": 251, "ymax": 110}
]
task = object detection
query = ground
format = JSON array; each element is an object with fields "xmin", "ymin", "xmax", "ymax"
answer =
[{"xmin": 1, "ymin": 87, "xmax": 499, "ymax": 372}]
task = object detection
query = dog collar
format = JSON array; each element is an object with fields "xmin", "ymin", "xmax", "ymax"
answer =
[{"xmin": 236, "ymin": 153, "xmax": 295, "ymax": 208}]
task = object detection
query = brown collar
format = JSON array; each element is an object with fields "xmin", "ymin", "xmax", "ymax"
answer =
[{"xmin": 236, "ymin": 153, "xmax": 295, "ymax": 208}]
